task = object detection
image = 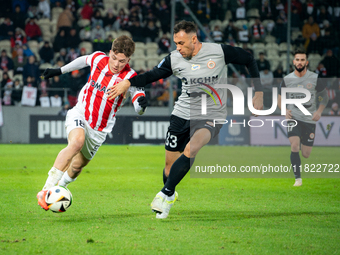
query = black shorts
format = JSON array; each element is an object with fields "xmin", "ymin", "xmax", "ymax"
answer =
[
  {"xmin": 165, "ymin": 115, "xmax": 222, "ymax": 152},
  {"xmin": 287, "ymin": 119, "xmax": 316, "ymax": 146}
]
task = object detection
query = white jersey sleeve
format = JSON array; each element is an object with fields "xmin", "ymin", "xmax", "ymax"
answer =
[
  {"xmin": 129, "ymin": 86, "xmax": 146, "ymax": 115},
  {"xmin": 60, "ymin": 51, "xmax": 105, "ymax": 74}
]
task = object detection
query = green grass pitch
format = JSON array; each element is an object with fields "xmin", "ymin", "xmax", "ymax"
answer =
[{"xmin": 0, "ymin": 144, "xmax": 339, "ymax": 255}]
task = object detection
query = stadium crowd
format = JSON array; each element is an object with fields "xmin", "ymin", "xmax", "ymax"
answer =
[{"xmin": 0, "ymin": 0, "xmax": 339, "ymax": 113}]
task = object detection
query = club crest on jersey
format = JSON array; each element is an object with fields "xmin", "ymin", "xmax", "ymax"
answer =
[
  {"xmin": 191, "ymin": 64, "xmax": 200, "ymax": 70},
  {"xmin": 306, "ymin": 83, "xmax": 313, "ymax": 89},
  {"xmin": 207, "ymin": 60, "xmax": 216, "ymax": 69}
]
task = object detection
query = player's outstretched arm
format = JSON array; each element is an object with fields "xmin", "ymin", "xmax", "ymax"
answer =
[
  {"xmin": 42, "ymin": 55, "xmax": 89, "ymax": 80},
  {"xmin": 107, "ymin": 55, "xmax": 173, "ymax": 99}
]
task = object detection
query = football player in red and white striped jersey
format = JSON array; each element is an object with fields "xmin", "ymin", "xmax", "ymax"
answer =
[{"xmin": 37, "ymin": 36, "xmax": 147, "ymax": 211}]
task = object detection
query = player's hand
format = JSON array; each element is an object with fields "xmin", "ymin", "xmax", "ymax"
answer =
[
  {"xmin": 41, "ymin": 68, "xmax": 62, "ymax": 80},
  {"xmin": 286, "ymin": 109, "xmax": 292, "ymax": 119},
  {"xmin": 107, "ymin": 80, "xmax": 131, "ymax": 100},
  {"xmin": 312, "ymin": 111, "xmax": 321, "ymax": 121},
  {"xmin": 252, "ymin": 91, "xmax": 263, "ymax": 116},
  {"xmin": 137, "ymin": 96, "xmax": 147, "ymax": 110}
]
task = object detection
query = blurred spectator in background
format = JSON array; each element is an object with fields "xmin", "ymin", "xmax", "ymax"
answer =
[
  {"xmin": 12, "ymin": 0, "xmax": 29, "ymax": 13},
  {"xmin": 25, "ymin": 17, "xmax": 42, "ymax": 42},
  {"xmin": 67, "ymin": 28, "xmax": 81, "ymax": 49},
  {"xmin": 302, "ymin": 16, "xmax": 320, "ymax": 49},
  {"xmin": 68, "ymin": 70, "xmax": 83, "ymax": 107},
  {"xmin": 80, "ymin": 1, "xmax": 94, "ymax": 20},
  {"xmin": 11, "ymin": 78, "xmax": 23, "ymax": 105},
  {"xmin": 80, "ymin": 25, "xmax": 92, "ymax": 41},
  {"xmin": 91, "ymin": 9, "xmax": 104, "ymax": 29},
  {"xmin": 273, "ymin": 65, "xmax": 284, "ymax": 87},
  {"xmin": 0, "ymin": 50, "xmax": 14, "ymax": 72},
  {"xmin": 141, "ymin": 1, "xmax": 153, "ymax": 18},
  {"xmin": 260, "ymin": 68, "xmax": 274, "ymax": 88},
  {"xmin": 128, "ymin": 20, "xmax": 145, "ymax": 43},
  {"xmin": 37, "ymin": 0, "xmax": 50, "ymax": 19},
  {"xmin": 273, "ymin": 16, "xmax": 287, "ymax": 44},
  {"xmin": 226, "ymin": 34, "xmax": 236, "ymax": 46},
  {"xmin": 250, "ymin": 18, "xmax": 265, "ymax": 43},
  {"xmin": 1, "ymin": 72, "xmax": 12, "ymax": 95},
  {"xmin": 285, "ymin": 0, "xmax": 302, "ymax": 15},
  {"xmin": 79, "ymin": 47, "xmax": 87, "ymax": 57},
  {"xmin": 156, "ymin": 79, "xmax": 176, "ymax": 107},
  {"xmin": 91, "ymin": 22, "xmax": 106, "ymax": 42},
  {"xmin": 129, "ymin": 7, "xmax": 143, "ymax": 26},
  {"xmin": 293, "ymin": 34, "xmax": 305, "ymax": 49},
  {"xmin": 303, "ymin": 0, "xmax": 315, "ymax": 21},
  {"xmin": 307, "ymin": 32, "xmax": 321, "ymax": 54},
  {"xmin": 273, "ymin": 0, "xmax": 285, "ymax": 18},
  {"xmin": 13, "ymin": 47, "xmax": 27, "ymax": 74},
  {"xmin": 158, "ymin": 33, "xmax": 171, "ymax": 54},
  {"xmin": 23, "ymin": 56, "xmax": 40, "ymax": 84},
  {"xmin": 211, "ymin": 25, "xmax": 223, "ymax": 43},
  {"xmin": 261, "ymin": 0, "xmax": 273, "ymax": 21},
  {"xmin": 157, "ymin": 0, "xmax": 170, "ymax": 34},
  {"xmin": 319, "ymin": 27, "xmax": 339, "ymax": 56},
  {"xmin": 2, "ymin": 79, "xmax": 14, "ymax": 105},
  {"xmin": 315, "ymin": 63, "xmax": 327, "ymax": 78},
  {"xmin": 39, "ymin": 41, "xmax": 54, "ymax": 64},
  {"xmin": 0, "ymin": 17, "xmax": 15, "ymax": 40},
  {"xmin": 53, "ymin": 29, "xmax": 68, "ymax": 53},
  {"xmin": 103, "ymin": 8, "xmax": 116, "ymax": 31},
  {"xmin": 291, "ymin": 7, "xmax": 302, "ymax": 30},
  {"xmin": 56, "ymin": 48, "xmax": 67, "ymax": 63},
  {"xmin": 328, "ymin": 102, "xmax": 340, "ymax": 115},
  {"xmin": 144, "ymin": 20, "xmax": 159, "ymax": 43},
  {"xmin": 256, "ymin": 52, "xmax": 271, "ymax": 71},
  {"xmin": 50, "ymin": 75, "xmax": 64, "ymax": 99},
  {"xmin": 321, "ymin": 50, "xmax": 340, "ymax": 77},
  {"xmin": 57, "ymin": 5, "xmax": 74, "ymax": 34},
  {"xmin": 66, "ymin": 48, "xmax": 79, "ymax": 63},
  {"xmin": 224, "ymin": 20, "xmax": 239, "ymax": 42},
  {"xmin": 316, "ymin": 5, "xmax": 332, "ymax": 25},
  {"xmin": 114, "ymin": 8, "xmax": 129, "ymax": 30},
  {"xmin": 10, "ymin": 28, "xmax": 27, "ymax": 48},
  {"xmin": 11, "ymin": 5, "xmax": 27, "ymax": 30}
]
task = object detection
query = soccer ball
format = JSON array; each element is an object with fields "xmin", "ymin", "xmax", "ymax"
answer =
[{"xmin": 45, "ymin": 186, "xmax": 73, "ymax": 213}]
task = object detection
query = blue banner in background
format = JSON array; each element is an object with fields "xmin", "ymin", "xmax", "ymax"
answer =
[{"xmin": 218, "ymin": 116, "xmax": 250, "ymax": 145}]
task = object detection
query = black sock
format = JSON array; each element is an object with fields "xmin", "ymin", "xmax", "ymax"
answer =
[
  {"xmin": 161, "ymin": 154, "xmax": 195, "ymax": 196},
  {"xmin": 163, "ymin": 168, "xmax": 167, "ymax": 185},
  {"xmin": 291, "ymin": 151, "xmax": 301, "ymax": 179}
]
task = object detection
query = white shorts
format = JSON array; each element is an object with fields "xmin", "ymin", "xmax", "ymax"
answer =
[{"xmin": 65, "ymin": 108, "xmax": 107, "ymax": 160}]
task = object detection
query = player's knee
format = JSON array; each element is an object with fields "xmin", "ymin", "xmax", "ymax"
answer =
[
  {"xmin": 291, "ymin": 143, "xmax": 300, "ymax": 152},
  {"xmin": 301, "ymin": 151, "xmax": 310, "ymax": 158},
  {"xmin": 69, "ymin": 138, "xmax": 85, "ymax": 153}
]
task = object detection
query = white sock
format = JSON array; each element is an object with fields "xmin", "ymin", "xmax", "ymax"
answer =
[
  {"xmin": 59, "ymin": 171, "xmax": 77, "ymax": 188},
  {"xmin": 43, "ymin": 167, "xmax": 64, "ymax": 190}
]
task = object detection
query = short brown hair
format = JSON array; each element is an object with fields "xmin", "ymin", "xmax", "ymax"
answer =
[
  {"xmin": 173, "ymin": 20, "xmax": 197, "ymax": 35},
  {"xmin": 111, "ymin": 35, "xmax": 135, "ymax": 58},
  {"xmin": 294, "ymin": 49, "xmax": 308, "ymax": 58}
]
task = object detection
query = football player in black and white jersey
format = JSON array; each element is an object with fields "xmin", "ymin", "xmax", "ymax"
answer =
[
  {"xmin": 107, "ymin": 21, "xmax": 263, "ymax": 218},
  {"xmin": 278, "ymin": 49, "xmax": 329, "ymax": 186}
]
